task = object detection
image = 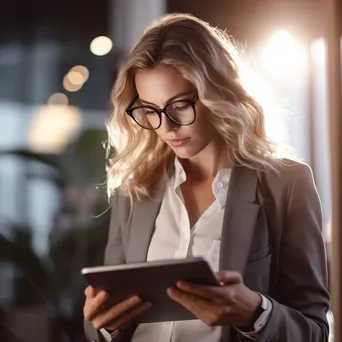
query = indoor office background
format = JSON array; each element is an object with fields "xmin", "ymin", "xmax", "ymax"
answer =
[{"xmin": 0, "ymin": 0, "xmax": 340, "ymax": 341}]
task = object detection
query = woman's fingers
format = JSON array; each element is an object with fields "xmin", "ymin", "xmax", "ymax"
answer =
[
  {"xmin": 84, "ymin": 285, "xmax": 97, "ymax": 298},
  {"xmin": 88, "ymin": 295, "xmax": 150, "ymax": 330},
  {"xmin": 103, "ymin": 300, "xmax": 153, "ymax": 331},
  {"xmin": 176, "ymin": 281, "xmax": 226, "ymax": 302},
  {"xmin": 83, "ymin": 284, "xmax": 153, "ymax": 331},
  {"xmin": 84, "ymin": 290, "xmax": 109, "ymax": 321}
]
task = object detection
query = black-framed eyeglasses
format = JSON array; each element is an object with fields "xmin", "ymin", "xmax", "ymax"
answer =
[{"xmin": 125, "ymin": 94, "xmax": 199, "ymax": 130}]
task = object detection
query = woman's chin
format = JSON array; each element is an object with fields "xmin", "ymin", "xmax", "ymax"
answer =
[{"xmin": 171, "ymin": 146, "xmax": 196, "ymax": 159}]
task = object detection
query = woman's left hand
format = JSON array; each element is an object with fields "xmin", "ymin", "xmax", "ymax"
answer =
[{"xmin": 167, "ymin": 270, "xmax": 262, "ymax": 327}]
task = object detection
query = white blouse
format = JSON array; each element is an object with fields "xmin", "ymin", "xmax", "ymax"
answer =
[{"xmin": 132, "ymin": 158, "xmax": 231, "ymax": 342}]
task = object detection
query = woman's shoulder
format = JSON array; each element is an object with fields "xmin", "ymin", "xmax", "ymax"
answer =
[
  {"xmin": 112, "ymin": 187, "xmax": 163, "ymax": 209},
  {"xmin": 257, "ymin": 158, "xmax": 315, "ymax": 192},
  {"xmin": 110, "ymin": 189, "xmax": 132, "ymax": 214},
  {"xmin": 276, "ymin": 158, "xmax": 313, "ymax": 179},
  {"xmin": 255, "ymin": 159, "xmax": 320, "ymax": 216}
]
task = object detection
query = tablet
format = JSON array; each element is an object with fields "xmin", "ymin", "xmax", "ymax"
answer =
[{"xmin": 81, "ymin": 256, "xmax": 220, "ymax": 323}]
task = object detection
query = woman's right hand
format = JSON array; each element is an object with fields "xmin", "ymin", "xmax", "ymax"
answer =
[{"xmin": 84, "ymin": 286, "xmax": 153, "ymax": 331}]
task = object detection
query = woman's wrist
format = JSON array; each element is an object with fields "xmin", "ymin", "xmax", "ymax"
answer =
[{"xmin": 240, "ymin": 291, "xmax": 263, "ymax": 328}]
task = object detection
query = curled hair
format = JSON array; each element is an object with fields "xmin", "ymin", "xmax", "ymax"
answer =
[{"xmin": 106, "ymin": 13, "xmax": 279, "ymax": 201}]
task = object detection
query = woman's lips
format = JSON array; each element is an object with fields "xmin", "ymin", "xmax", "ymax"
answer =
[{"xmin": 167, "ymin": 137, "xmax": 190, "ymax": 147}]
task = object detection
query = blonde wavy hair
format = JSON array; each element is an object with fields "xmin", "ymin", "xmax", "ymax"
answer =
[{"xmin": 106, "ymin": 13, "xmax": 279, "ymax": 201}]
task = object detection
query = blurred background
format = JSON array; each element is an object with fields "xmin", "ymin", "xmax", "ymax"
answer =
[{"xmin": 0, "ymin": 0, "xmax": 340, "ymax": 341}]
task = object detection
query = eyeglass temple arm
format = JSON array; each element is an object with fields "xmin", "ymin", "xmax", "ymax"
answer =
[{"xmin": 127, "ymin": 95, "xmax": 139, "ymax": 109}]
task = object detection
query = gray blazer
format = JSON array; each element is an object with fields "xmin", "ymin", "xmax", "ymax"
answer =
[{"xmin": 85, "ymin": 161, "xmax": 330, "ymax": 342}]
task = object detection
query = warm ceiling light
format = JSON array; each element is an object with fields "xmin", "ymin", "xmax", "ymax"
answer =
[
  {"xmin": 48, "ymin": 92, "xmax": 68, "ymax": 106},
  {"xmin": 63, "ymin": 75, "xmax": 83, "ymax": 92},
  {"xmin": 70, "ymin": 65, "xmax": 89, "ymax": 82},
  {"xmin": 90, "ymin": 36, "xmax": 113, "ymax": 56}
]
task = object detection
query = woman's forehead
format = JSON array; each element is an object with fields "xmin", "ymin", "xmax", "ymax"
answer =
[{"xmin": 135, "ymin": 65, "xmax": 195, "ymax": 106}]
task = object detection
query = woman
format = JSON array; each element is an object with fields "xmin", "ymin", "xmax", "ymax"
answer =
[{"xmin": 83, "ymin": 13, "xmax": 330, "ymax": 342}]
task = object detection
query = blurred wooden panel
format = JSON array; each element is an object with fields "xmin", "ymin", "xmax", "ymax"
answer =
[{"xmin": 325, "ymin": 0, "xmax": 342, "ymax": 339}]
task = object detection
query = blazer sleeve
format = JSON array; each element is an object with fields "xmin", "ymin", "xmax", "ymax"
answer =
[
  {"xmin": 84, "ymin": 192, "xmax": 129, "ymax": 342},
  {"xmin": 258, "ymin": 164, "xmax": 331, "ymax": 342}
]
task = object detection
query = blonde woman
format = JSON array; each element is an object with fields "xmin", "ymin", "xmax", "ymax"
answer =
[{"xmin": 83, "ymin": 13, "xmax": 330, "ymax": 342}]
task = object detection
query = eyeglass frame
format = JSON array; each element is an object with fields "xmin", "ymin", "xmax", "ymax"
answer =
[{"xmin": 125, "ymin": 94, "xmax": 199, "ymax": 130}]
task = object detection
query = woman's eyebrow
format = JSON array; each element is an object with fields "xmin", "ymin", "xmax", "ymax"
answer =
[{"xmin": 139, "ymin": 91, "xmax": 195, "ymax": 106}]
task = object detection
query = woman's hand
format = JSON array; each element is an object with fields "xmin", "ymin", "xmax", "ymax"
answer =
[
  {"xmin": 83, "ymin": 286, "xmax": 152, "ymax": 331},
  {"xmin": 167, "ymin": 270, "xmax": 261, "ymax": 327}
]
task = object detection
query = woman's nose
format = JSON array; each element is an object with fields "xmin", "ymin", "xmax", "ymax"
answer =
[{"xmin": 159, "ymin": 112, "xmax": 179, "ymax": 132}]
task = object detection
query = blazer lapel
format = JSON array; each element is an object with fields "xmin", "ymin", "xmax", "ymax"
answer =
[
  {"xmin": 219, "ymin": 165, "xmax": 260, "ymax": 273},
  {"xmin": 220, "ymin": 165, "xmax": 260, "ymax": 342},
  {"xmin": 126, "ymin": 198, "xmax": 162, "ymax": 263},
  {"xmin": 126, "ymin": 161, "xmax": 173, "ymax": 264}
]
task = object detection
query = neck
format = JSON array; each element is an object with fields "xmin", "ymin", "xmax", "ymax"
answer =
[{"xmin": 180, "ymin": 138, "xmax": 232, "ymax": 181}]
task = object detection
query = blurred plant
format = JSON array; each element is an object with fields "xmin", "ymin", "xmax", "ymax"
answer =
[{"xmin": 0, "ymin": 128, "xmax": 112, "ymax": 341}]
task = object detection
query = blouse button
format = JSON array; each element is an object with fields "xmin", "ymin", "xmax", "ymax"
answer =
[{"xmin": 217, "ymin": 182, "xmax": 224, "ymax": 189}]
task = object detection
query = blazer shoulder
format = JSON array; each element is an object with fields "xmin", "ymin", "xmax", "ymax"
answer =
[
  {"xmin": 116, "ymin": 191, "xmax": 132, "ymax": 208},
  {"xmin": 112, "ymin": 190, "xmax": 163, "ymax": 226},
  {"xmin": 260, "ymin": 158, "xmax": 313, "ymax": 185},
  {"xmin": 277, "ymin": 158, "xmax": 313, "ymax": 181},
  {"xmin": 256, "ymin": 158, "xmax": 316, "ymax": 202}
]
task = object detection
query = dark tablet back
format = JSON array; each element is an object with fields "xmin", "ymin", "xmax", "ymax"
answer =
[{"xmin": 82, "ymin": 257, "xmax": 220, "ymax": 323}]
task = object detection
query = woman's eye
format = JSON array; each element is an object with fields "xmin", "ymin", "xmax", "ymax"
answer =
[
  {"xmin": 173, "ymin": 103, "xmax": 190, "ymax": 111},
  {"xmin": 143, "ymin": 109, "xmax": 157, "ymax": 115}
]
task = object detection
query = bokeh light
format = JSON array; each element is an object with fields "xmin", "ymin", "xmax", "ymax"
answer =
[
  {"xmin": 29, "ymin": 105, "xmax": 81, "ymax": 153},
  {"xmin": 70, "ymin": 65, "xmax": 89, "ymax": 82},
  {"xmin": 48, "ymin": 92, "xmax": 69, "ymax": 106},
  {"xmin": 67, "ymin": 71, "xmax": 85, "ymax": 85},
  {"xmin": 63, "ymin": 75, "xmax": 83, "ymax": 92},
  {"xmin": 90, "ymin": 36, "xmax": 113, "ymax": 56}
]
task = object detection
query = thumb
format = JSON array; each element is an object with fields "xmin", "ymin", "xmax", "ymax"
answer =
[{"xmin": 216, "ymin": 270, "xmax": 242, "ymax": 285}]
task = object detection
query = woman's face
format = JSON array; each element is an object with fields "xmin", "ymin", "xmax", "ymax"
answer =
[{"xmin": 134, "ymin": 65, "xmax": 219, "ymax": 159}]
